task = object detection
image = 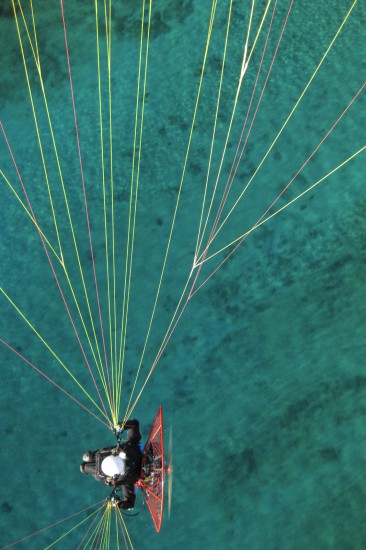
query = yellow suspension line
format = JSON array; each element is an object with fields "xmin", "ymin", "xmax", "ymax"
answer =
[
  {"xmin": 116, "ymin": 507, "xmax": 134, "ymax": 550},
  {"xmin": 124, "ymin": 271, "xmax": 193, "ymax": 423},
  {"xmin": 117, "ymin": 0, "xmax": 149, "ymax": 413},
  {"xmin": 98, "ymin": 506, "xmax": 110, "ymax": 550},
  {"xmin": 104, "ymin": 0, "xmax": 116, "ymax": 414},
  {"xmin": 62, "ymin": 264, "xmax": 114, "ymax": 413},
  {"xmin": 123, "ymin": 0, "xmax": 219, "ymax": 422},
  {"xmin": 125, "ymin": 148, "xmax": 366, "ymax": 420},
  {"xmin": 0, "ymin": 287, "xmax": 111, "ymax": 423},
  {"xmin": 105, "ymin": 0, "xmax": 119, "ymax": 425},
  {"xmin": 207, "ymin": 0, "xmax": 359, "ymax": 250},
  {"xmin": 117, "ymin": 0, "xmax": 147, "ymax": 419},
  {"xmin": 107, "ymin": 507, "xmax": 112, "ymax": 549},
  {"xmin": 29, "ymin": 0, "xmax": 39, "ymax": 65},
  {"xmin": 0, "ymin": 169, "xmax": 62, "ymax": 264},
  {"xmin": 24, "ymin": 0, "xmax": 108, "ymax": 380},
  {"xmin": 13, "ymin": 0, "xmax": 63, "ymax": 261},
  {"xmin": 31, "ymin": 1, "xmax": 117, "ymax": 418},
  {"xmin": 194, "ymin": 0, "xmax": 233, "ymax": 260},
  {"xmin": 107, "ymin": 507, "xmax": 112, "ymax": 550},
  {"xmin": 239, "ymin": 0, "xmax": 256, "ymax": 81},
  {"xmin": 103, "ymin": 0, "xmax": 119, "ymax": 422},
  {"xmin": 116, "ymin": 0, "xmax": 152, "ymax": 419},
  {"xmin": 84, "ymin": 504, "xmax": 109, "ymax": 548},
  {"xmin": 1, "ymin": 175, "xmax": 111, "ymax": 410},
  {"xmin": 17, "ymin": 0, "xmax": 108, "ymax": 390},
  {"xmin": 195, "ymin": 0, "xmax": 272, "ymax": 259},
  {"xmin": 98, "ymin": 512, "xmax": 109, "ymax": 550},
  {"xmin": 196, "ymin": 145, "xmax": 366, "ymax": 265},
  {"xmin": 118, "ymin": 0, "xmax": 153, "ymax": 412},
  {"xmin": 95, "ymin": 0, "xmax": 116, "ymax": 423},
  {"xmin": 43, "ymin": 502, "xmax": 105, "ymax": 550},
  {"xmin": 121, "ymin": 0, "xmax": 364, "ymax": 421},
  {"xmin": 88, "ymin": 506, "xmax": 111, "ymax": 550},
  {"xmin": 118, "ymin": 0, "xmax": 145, "ymax": 414},
  {"xmin": 115, "ymin": 507, "xmax": 120, "ymax": 550}
]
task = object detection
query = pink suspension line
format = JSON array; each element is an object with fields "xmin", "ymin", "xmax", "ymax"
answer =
[
  {"xmin": 0, "ymin": 121, "xmax": 110, "ymax": 424},
  {"xmin": 76, "ymin": 503, "xmax": 104, "ymax": 550},
  {"xmin": 0, "ymin": 338, "xmax": 110, "ymax": 429},
  {"xmin": 224, "ymin": 0, "xmax": 278, "ymax": 203},
  {"xmin": 94, "ymin": 515, "xmax": 104, "ymax": 549},
  {"xmin": 125, "ymin": 290, "xmax": 191, "ymax": 420},
  {"xmin": 125, "ymin": 4, "xmax": 362, "ymax": 414},
  {"xmin": 187, "ymin": 3, "xmax": 290, "ymax": 301},
  {"xmin": 116, "ymin": 508, "xmax": 130, "ymax": 550},
  {"xmin": 0, "ymin": 499, "xmax": 106, "ymax": 550},
  {"xmin": 127, "ymin": 0, "xmax": 293, "ymax": 410},
  {"xmin": 205, "ymin": 0, "xmax": 293, "ymax": 257},
  {"xmin": 60, "ymin": 0, "xmax": 114, "ymax": 412},
  {"xmin": 186, "ymin": 0, "xmax": 292, "ymax": 305},
  {"xmin": 190, "ymin": 81, "xmax": 366, "ymax": 298}
]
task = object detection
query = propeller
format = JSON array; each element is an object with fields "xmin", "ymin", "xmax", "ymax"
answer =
[{"xmin": 165, "ymin": 424, "xmax": 173, "ymax": 518}]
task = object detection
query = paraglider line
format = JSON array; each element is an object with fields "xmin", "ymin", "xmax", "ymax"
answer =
[
  {"xmin": 75, "ymin": 501, "xmax": 105, "ymax": 550},
  {"xmin": 1, "ymin": 120, "xmax": 111, "ymax": 423},
  {"xmin": 205, "ymin": 0, "xmax": 292, "ymax": 254},
  {"xmin": 0, "ymin": 499, "xmax": 106, "ymax": 550},
  {"xmin": 0, "ymin": 338, "xmax": 110, "ymax": 429},
  {"xmin": 195, "ymin": 80, "xmax": 366, "ymax": 271},
  {"xmin": 60, "ymin": 0, "xmax": 114, "ymax": 413}
]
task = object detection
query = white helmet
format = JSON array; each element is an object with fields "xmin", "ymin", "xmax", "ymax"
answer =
[{"xmin": 101, "ymin": 455, "xmax": 126, "ymax": 477}]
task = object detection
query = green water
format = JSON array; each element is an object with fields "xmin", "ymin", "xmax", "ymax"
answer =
[{"xmin": 0, "ymin": 1, "xmax": 365, "ymax": 549}]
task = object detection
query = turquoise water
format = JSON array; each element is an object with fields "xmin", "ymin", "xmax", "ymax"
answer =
[{"xmin": 0, "ymin": 1, "xmax": 365, "ymax": 549}]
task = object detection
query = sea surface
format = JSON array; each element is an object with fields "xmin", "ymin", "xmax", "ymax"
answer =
[{"xmin": 0, "ymin": 1, "xmax": 365, "ymax": 549}]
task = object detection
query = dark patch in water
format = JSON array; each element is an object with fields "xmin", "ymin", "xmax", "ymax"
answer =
[
  {"xmin": 0, "ymin": 4, "xmax": 19, "ymax": 17},
  {"xmin": 168, "ymin": 114, "xmax": 189, "ymax": 133},
  {"xmin": 208, "ymin": 53, "xmax": 223, "ymax": 71},
  {"xmin": 280, "ymin": 375, "xmax": 366, "ymax": 429},
  {"xmin": 114, "ymin": 189, "xmax": 130, "ymax": 202},
  {"xmin": 221, "ymin": 446, "xmax": 258, "ymax": 498},
  {"xmin": 114, "ymin": 0, "xmax": 193, "ymax": 40},
  {"xmin": 1, "ymin": 502, "xmax": 12, "ymax": 513},
  {"xmin": 328, "ymin": 255, "xmax": 353, "ymax": 272},
  {"xmin": 319, "ymin": 447, "xmax": 341, "ymax": 461},
  {"xmin": 151, "ymin": 12, "xmax": 171, "ymax": 35},
  {"xmin": 189, "ymin": 162, "xmax": 202, "ymax": 175},
  {"xmin": 242, "ymin": 447, "xmax": 257, "ymax": 476}
]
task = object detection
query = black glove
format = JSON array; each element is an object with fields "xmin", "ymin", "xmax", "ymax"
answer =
[{"xmin": 118, "ymin": 499, "xmax": 133, "ymax": 510}]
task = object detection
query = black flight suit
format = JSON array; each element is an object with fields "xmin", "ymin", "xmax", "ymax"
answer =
[{"xmin": 80, "ymin": 419, "xmax": 142, "ymax": 509}]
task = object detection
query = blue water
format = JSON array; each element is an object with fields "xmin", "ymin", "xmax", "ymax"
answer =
[{"xmin": 0, "ymin": 1, "xmax": 365, "ymax": 549}]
